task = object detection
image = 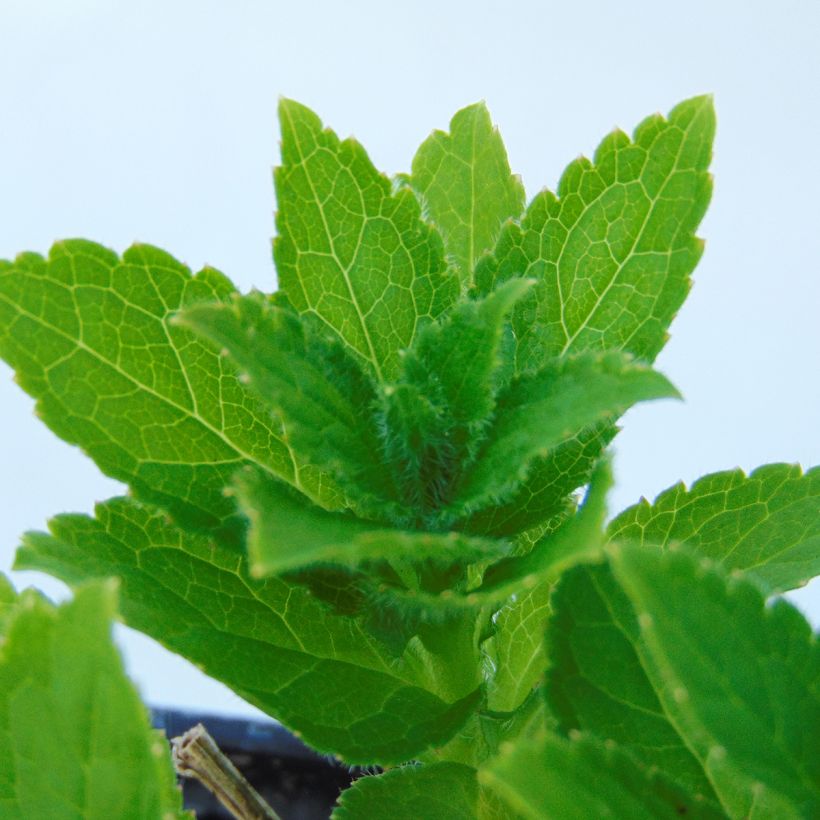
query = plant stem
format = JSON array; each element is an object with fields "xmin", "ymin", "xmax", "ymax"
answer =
[{"xmin": 171, "ymin": 723, "xmax": 282, "ymax": 820}]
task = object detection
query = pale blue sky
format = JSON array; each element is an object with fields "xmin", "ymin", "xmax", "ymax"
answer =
[{"xmin": 1, "ymin": 0, "xmax": 818, "ymax": 718}]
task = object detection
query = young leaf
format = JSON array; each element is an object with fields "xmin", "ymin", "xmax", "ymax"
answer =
[
  {"xmin": 381, "ymin": 278, "xmax": 533, "ymax": 513},
  {"xmin": 480, "ymin": 458, "xmax": 612, "ymax": 713},
  {"xmin": 409, "ymin": 102, "xmax": 526, "ymax": 282},
  {"xmin": 15, "ymin": 499, "xmax": 482, "ymax": 765},
  {"xmin": 476, "ymin": 95, "xmax": 715, "ymax": 373},
  {"xmin": 479, "ymin": 732, "xmax": 724, "ymax": 820},
  {"xmin": 333, "ymin": 762, "xmax": 512, "ymax": 820},
  {"xmin": 233, "ymin": 467, "xmax": 507, "ymax": 577},
  {"xmin": 450, "ymin": 351, "xmax": 678, "ymax": 516},
  {"xmin": 610, "ymin": 545, "xmax": 820, "ymax": 818},
  {"xmin": 478, "ymin": 455, "xmax": 611, "ymax": 598},
  {"xmin": 274, "ymin": 99, "xmax": 458, "ymax": 382},
  {"xmin": 545, "ymin": 562, "xmax": 720, "ymax": 806},
  {"xmin": 177, "ymin": 292, "xmax": 399, "ymax": 520},
  {"xmin": 608, "ymin": 463, "xmax": 820, "ymax": 594},
  {"xmin": 0, "ymin": 241, "xmax": 341, "ymax": 542},
  {"xmin": 0, "ymin": 579, "xmax": 188, "ymax": 819},
  {"xmin": 462, "ymin": 423, "xmax": 615, "ymax": 537},
  {"xmin": 484, "ymin": 579, "xmax": 554, "ymax": 712}
]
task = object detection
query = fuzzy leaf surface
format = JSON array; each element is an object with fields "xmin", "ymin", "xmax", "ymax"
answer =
[
  {"xmin": 545, "ymin": 562, "xmax": 720, "ymax": 805},
  {"xmin": 15, "ymin": 500, "xmax": 482, "ymax": 765},
  {"xmin": 274, "ymin": 99, "xmax": 458, "ymax": 382},
  {"xmin": 0, "ymin": 241, "xmax": 339, "ymax": 542},
  {"xmin": 234, "ymin": 467, "xmax": 507, "ymax": 577},
  {"xmin": 475, "ymin": 95, "xmax": 714, "ymax": 373},
  {"xmin": 381, "ymin": 278, "xmax": 533, "ymax": 514},
  {"xmin": 410, "ymin": 102, "xmax": 525, "ymax": 282},
  {"xmin": 178, "ymin": 293, "xmax": 396, "ymax": 518},
  {"xmin": 480, "ymin": 732, "xmax": 723, "ymax": 820},
  {"xmin": 610, "ymin": 546, "xmax": 820, "ymax": 818},
  {"xmin": 451, "ymin": 351, "xmax": 678, "ymax": 514},
  {"xmin": 608, "ymin": 463, "xmax": 820, "ymax": 594},
  {"xmin": 0, "ymin": 581, "xmax": 187, "ymax": 820}
]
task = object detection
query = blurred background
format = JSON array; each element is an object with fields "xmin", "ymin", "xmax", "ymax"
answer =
[{"xmin": 1, "ymin": 0, "xmax": 818, "ymax": 720}]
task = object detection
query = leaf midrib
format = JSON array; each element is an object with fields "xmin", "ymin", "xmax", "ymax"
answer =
[{"xmin": 280, "ymin": 104, "xmax": 384, "ymax": 382}]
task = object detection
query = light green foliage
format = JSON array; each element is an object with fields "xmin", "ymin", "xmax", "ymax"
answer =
[
  {"xmin": 333, "ymin": 763, "xmax": 480, "ymax": 820},
  {"xmin": 0, "ymin": 575, "xmax": 14, "ymax": 633},
  {"xmin": 608, "ymin": 463, "xmax": 820, "ymax": 593},
  {"xmin": 4, "ymin": 94, "xmax": 817, "ymax": 816},
  {"xmin": 0, "ymin": 241, "xmax": 341, "ymax": 543},
  {"xmin": 234, "ymin": 467, "xmax": 506, "ymax": 577},
  {"xmin": 475, "ymin": 95, "xmax": 714, "ymax": 373},
  {"xmin": 410, "ymin": 102, "xmax": 526, "ymax": 282},
  {"xmin": 15, "ymin": 500, "xmax": 482, "ymax": 764},
  {"xmin": 450, "ymin": 351, "xmax": 678, "ymax": 515},
  {"xmin": 177, "ymin": 292, "xmax": 396, "ymax": 520},
  {"xmin": 610, "ymin": 546, "xmax": 820, "ymax": 818},
  {"xmin": 480, "ymin": 732, "xmax": 724, "ymax": 819},
  {"xmin": 0, "ymin": 579, "xmax": 187, "ymax": 820},
  {"xmin": 274, "ymin": 98, "xmax": 458, "ymax": 382}
]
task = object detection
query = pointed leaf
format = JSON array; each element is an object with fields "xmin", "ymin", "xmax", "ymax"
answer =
[
  {"xmin": 451, "ymin": 351, "xmax": 678, "ymax": 515},
  {"xmin": 410, "ymin": 102, "xmax": 526, "ymax": 282},
  {"xmin": 381, "ymin": 278, "xmax": 533, "ymax": 513},
  {"xmin": 178, "ymin": 293, "xmax": 399, "ymax": 519},
  {"xmin": 610, "ymin": 545, "xmax": 820, "ymax": 818},
  {"xmin": 462, "ymin": 423, "xmax": 615, "ymax": 538},
  {"xmin": 0, "ymin": 241, "xmax": 340, "ymax": 542},
  {"xmin": 15, "ymin": 499, "xmax": 482, "ymax": 765},
  {"xmin": 233, "ymin": 467, "xmax": 507, "ymax": 577},
  {"xmin": 0, "ymin": 581, "xmax": 187, "ymax": 819},
  {"xmin": 480, "ymin": 732, "xmax": 724, "ymax": 820},
  {"xmin": 478, "ymin": 456, "xmax": 611, "ymax": 599},
  {"xmin": 274, "ymin": 99, "xmax": 458, "ymax": 381},
  {"xmin": 608, "ymin": 463, "xmax": 820, "ymax": 594},
  {"xmin": 476, "ymin": 95, "xmax": 715, "ymax": 372}
]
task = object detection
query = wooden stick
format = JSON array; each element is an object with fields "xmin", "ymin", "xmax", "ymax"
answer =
[{"xmin": 171, "ymin": 723, "xmax": 282, "ymax": 820}]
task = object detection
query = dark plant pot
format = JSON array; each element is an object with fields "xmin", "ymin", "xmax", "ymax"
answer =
[{"xmin": 153, "ymin": 708, "xmax": 364, "ymax": 820}]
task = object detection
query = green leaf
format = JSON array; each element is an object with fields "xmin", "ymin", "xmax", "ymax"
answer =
[
  {"xmin": 450, "ymin": 351, "xmax": 678, "ymax": 516},
  {"xmin": 545, "ymin": 562, "xmax": 720, "ymax": 805},
  {"xmin": 461, "ymin": 423, "xmax": 615, "ymax": 538},
  {"xmin": 476, "ymin": 95, "xmax": 714, "ymax": 373},
  {"xmin": 608, "ymin": 463, "xmax": 820, "ymax": 594},
  {"xmin": 409, "ymin": 102, "xmax": 526, "ymax": 282},
  {"xmin": 609, "ymin": 545, "xmax": 820, "ymax": 818},
  {"xmin": 0, "ymin": 580, "xmax": 187, "ymax": 819},
  {"xmin": 333, "ymin": 763, "xmax": 478, "ymax": 820},
  {"xmin": 333, "ymin": 762, "xmax": 514, "ymax": 820},
  {"xmin": 274, "ymin": 99, "xmax": 458, "ymax": 382},
  {"xmin": 485, "ymin": 578, "xmax": 554, "ymax": 712},
  {"xmin": 177, "ymin": 292, "xmax": 398, "ymax": 519},
  {"xmin": 380, "ymin": 278, "xmax": 533, "ymax": 515},
  {"xmin": 15, "ymin": 499, "xmax": 483, "ymax": 765},
  {"xmin": 478, "ymin": 455, "xmax": 611, "ymax": 599},
  {"xmin": 0, "ymin": 575, "xmax": 14, "ymax": 634},
  {"xmin": 0, "ymin": 241, "xmax": 341, "ymax": 543},
  {"xmin": 479, "ymin": 732, "xmax": 724, "ymax": 820},
  {"xmin": 234, "ymin": 467, "xmax": 507, "ymax": 577}
]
